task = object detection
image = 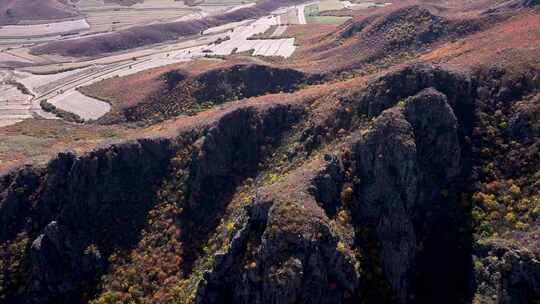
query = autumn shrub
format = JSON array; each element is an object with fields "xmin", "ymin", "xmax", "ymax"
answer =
[
  {"xmin": 469, "ymin": 70, "xmax": 540, "ymax": 238},
  {"xmin": 92, "ymin": 144, "xmax": 194, "ymax": 304}
]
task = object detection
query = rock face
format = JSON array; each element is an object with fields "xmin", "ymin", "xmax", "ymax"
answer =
[
  {"xmin": 355, "ymin": 107, "xmax": 419, "ymax": 303},
  {"xmin": 188, "ymin": 105, "xmax": 301, "ymax": 208},
  {"xmin": 29, "ymin": 221, "xmax": 105, "ymax": 304},
  {"xmin": 1, "ymin": 139, "xmax": 174, "ymax": 303},
  {"xmin": 0, "ymin": 165, "xmax": 45, "ymax": 241},
  {"xmin": 353, "ymin": 88, "xmax": 466, "ymax": 303},
  {"xmin": 179, "ymin": 105, "xmax": 303, "ymax": 271},
  {"xmin": 0, "ymin": 139, "xmax": 174, "ymax": 246}
]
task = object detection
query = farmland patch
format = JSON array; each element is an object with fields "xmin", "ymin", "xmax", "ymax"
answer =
[
  {"xmin": 318, "ymin": 0, "xmax": 345, "ymax": 12},
  {"xmin": 47, "ymin": 90, "xmax": 111, "ymax": 120},
  {"xmin": 305, "ymin": 3, "xmax": 351, "ymax": 25},
  {"xmin": 0, "ymin": 19, "xmax": 90, "ymax": 38}
]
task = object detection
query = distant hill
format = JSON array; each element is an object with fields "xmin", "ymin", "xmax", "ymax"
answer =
[
  {"xmin": 0, "ymin": 0, "xmax": 80, "ymax": 25},
  {"xmin": 31, "ymin": 0, "xmax": 305, "ymax": 57}
]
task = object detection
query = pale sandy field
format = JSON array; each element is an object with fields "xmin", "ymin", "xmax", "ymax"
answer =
[
  {"xmin": 48, "ymin": 90, "xmax": 111, "ymax": 120},
  {"xmin": 0, "ymin": 84, "xmax": 33, "ymax": 127}
]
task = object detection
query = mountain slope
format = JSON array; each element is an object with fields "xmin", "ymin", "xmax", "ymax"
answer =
[{"xmin": 1, "ymin": 1, "xmax": 540, "ymax": 304}]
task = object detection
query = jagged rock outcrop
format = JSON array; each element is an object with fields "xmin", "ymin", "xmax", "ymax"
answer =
[
  {"xmin": 196, "ymin": 85, "xmax": 472, "ymax": 304},
  {"xmin": 1, "ymin": 139, "xmax": 173, "ymax": 244},
  {"xmin": 351, "ymin": 88, "xmax": 467, "ymax": 303},
  {"xmin": 179, "ymin": 105, "xmax": 304, "ymax": 272},
  {"xmin": 4, "ymin": 139, "xmax": 175, "ymax": 303},
  {"xmin": 29, "ymin": 221, "xmax": 105, "ymax": 304},
  {"xmin": 298, "ymin": 63, "xmax": 475, "ymax": 156},
  {"xmin": 310, "ymin": 157, "xmax": 343, "ymax": 216},
  {"xmin": 196, "ymin": 164, "xmax": 360, "ymax": 304},
  {"xmin": 187, "ymin": 105, "xmax": 301, "ymax": 208},
  {"xmin": 0, "ymin": 165, "xmax": 45, "ymax": 241},
  {"xmin": 473, "ymin": 239, "xmax": 540, "ymax": 304},
  {"xmin": 355, "ymin": 107, "xmax": 418, "ymax": 303}
]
